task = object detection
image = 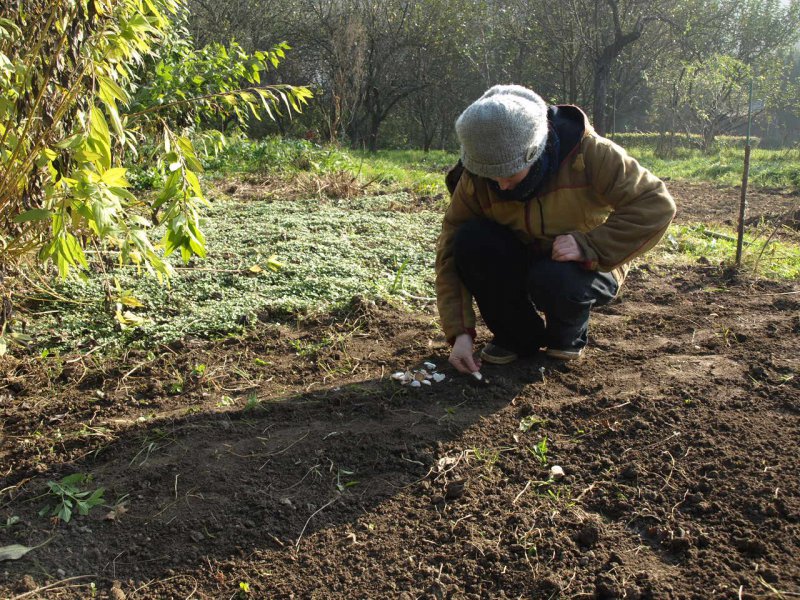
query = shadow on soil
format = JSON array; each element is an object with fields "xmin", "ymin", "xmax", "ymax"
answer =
[{"xmin": 1, "ymin": 356, "xmax": 553, "ymax": 591}]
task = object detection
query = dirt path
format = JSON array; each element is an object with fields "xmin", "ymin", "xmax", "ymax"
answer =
[{"xmin": 1, "ymin": 182, "xmax": 798, "ymax": 599}]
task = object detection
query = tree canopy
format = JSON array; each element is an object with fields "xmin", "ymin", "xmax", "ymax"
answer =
[{"xmin": 188, "ymin": 0, "xmax": 800, "ymax": 150}]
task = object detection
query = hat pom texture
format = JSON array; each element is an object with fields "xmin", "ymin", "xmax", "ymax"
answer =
[{"xmin": 456, "ymin": 85, "xmax": 548, "ymax": 180}]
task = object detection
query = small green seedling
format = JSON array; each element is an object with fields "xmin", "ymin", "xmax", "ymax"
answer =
[
  {"xmin": 244, "ymin": 394, "xmax": 261, "ymax": 411},
  {"xmin": 529, "ymin": 437, "xmax": 549, "ymax": 466},
  {"xmin": 39, "ymin": 473, "xmax": 105, "ymax": 523},
  {"xmin": 336, "ymin": 468, "xmax": 358, "ymax": 492}
]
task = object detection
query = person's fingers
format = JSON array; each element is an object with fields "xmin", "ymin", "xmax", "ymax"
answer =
[
  {"xmin": 553, "ymin": 249, "xmax": 580, "ymax": 262},
  {"xmin": 552, "ymin": 235, "xmax": 581, "ymax": 262},
  {"xmin": 450, "ymin": 350, "xmax": 482, "ymax": 374},
  {"xmin": 449, "ymin": 352, "xmax": 470, "ymax": 374},
  {"xmin": 462, "ymin": 354, "xmax": 480, "ymax": 373}
]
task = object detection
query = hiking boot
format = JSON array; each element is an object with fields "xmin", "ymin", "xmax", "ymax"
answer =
[
  {"xmin": 546, "ymin": 347, "xmax": 584, "ymax": 361},
  {"xmin": 480, "ymin": 343, "xmax": 518, "ymax": 365}
]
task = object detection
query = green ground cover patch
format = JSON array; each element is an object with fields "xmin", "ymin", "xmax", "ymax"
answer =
[{"xmin": 26, "ymin": 194, "xmax": 440, "ymax": 353}]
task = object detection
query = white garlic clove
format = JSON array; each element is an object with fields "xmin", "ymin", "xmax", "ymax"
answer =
[
  {"xmin": 550, "ymin": 465, "xmax": 565, "ymax": 480},
  {"xmin": 433, "ymin": 373, "xmax": 446, "ymax": 383}
]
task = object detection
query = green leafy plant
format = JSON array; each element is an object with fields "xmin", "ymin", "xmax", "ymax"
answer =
[
  {"xmin": 0, "ymin": 0, "xmax": 311, "ymax": 282},
  {"xmin": 39, "ymin": 473, "xmax": 105, "ymax": 523}
]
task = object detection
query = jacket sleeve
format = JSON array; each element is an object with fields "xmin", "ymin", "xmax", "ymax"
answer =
[
  {"xmin": 570, "ymin": 134, "xmax": 676, "ymax": 271},
  {"xmin": 435, "ymin": 171, "xmax": 484, "ymax": 343}
]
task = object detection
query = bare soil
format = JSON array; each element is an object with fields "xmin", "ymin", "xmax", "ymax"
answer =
[{"xmin": 1, "ymin": 181, "xmax": 798, "ymax": 599}]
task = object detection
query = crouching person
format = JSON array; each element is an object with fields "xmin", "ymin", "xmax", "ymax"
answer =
[{"xmin": 436, "ymin": 85, "xmax": 676, "ymax": 374}]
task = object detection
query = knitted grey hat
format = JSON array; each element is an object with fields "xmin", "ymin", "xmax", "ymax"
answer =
[{"xmin": 455, "ymin": 85, "xmax": 548, "ymax": 179}]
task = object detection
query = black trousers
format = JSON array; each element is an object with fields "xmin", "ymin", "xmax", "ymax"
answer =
[{"xmin": 453, "ymin": 219, "xmax": 618, "ymax": 355}]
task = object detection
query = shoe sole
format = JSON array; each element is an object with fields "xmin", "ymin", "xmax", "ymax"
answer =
[
  {"xmin": 546, "ymin": 349, "xmax": 583, "ymax": 361},
  {"xmin": 480, "ymin": 350, "xmax": 519, "ymax": 365}
]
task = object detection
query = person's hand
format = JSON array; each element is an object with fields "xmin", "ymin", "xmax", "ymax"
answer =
[
  {"xmin": 552, "ymin": 234, "xmax": 585, "ymax": 262},
  {"xmin": 449, "ymin": 333, "xmax": 481, "ymax": 374}
]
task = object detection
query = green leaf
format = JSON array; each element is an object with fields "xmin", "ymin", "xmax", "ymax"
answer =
[
  {"xmin": 98, "ymin": 74, "xmax": 129, "ymax": 105},
  {"xmin": 55, "ymin": 133, "xmax": 85, "ymax": 150},
  {"xmin": 59, "ymin": 233, "xmax": 88, "ymax": 270},
  {"xmin": 184, "ymin": 170, "xmax": 203, "ymax": 198},
  {"xmin": 109, "ymin": 186, "xmax": 137, "ymax": 202},
  {"xmin": 13, "ymin": 209, "xmax": 52, "ymax": 223},
  {"xmin": 100, "ymin": 167, "xmax": 128, "ymax": 187},
  {"xmin": 58, "ymin": 505, "xmax": 72, "ymax": 523},
  {"xmin": 0, "ymin": 544, "xmax": 33, "ymax": 561},
  {"xmin": 35, "ymin": 147, "xmax": 58, "ymax": 168},
  {"xmin": 89, "ymin": 107, "xmax": 111, "ymax": 169}
]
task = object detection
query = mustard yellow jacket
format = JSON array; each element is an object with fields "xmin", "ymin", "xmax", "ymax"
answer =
[{"xmin": 435, "ymin": 108, "xmax": 676, "ymax": 343}]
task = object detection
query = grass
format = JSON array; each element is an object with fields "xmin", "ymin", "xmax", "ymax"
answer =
[
  {"xmin": 613, "ymin": 138, "xmax": 800, "ymax": 191},
  {"xmin": 194, "ymin": 136, "xmax": 454, "ymax": 200},
  {"xmin": 656, "ymin": 223, "xmax": 800, "ymax": 279},
  {"xmin": 133, "ymin": 132, "xmax": 799, "ymax": 195},
  {"xmin": 348, "ymin": 149, "xmax": 455, "ymax": 198}
]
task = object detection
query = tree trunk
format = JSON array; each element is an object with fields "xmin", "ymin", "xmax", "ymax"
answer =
[
  {"xmin": 367, "ymin": 111, "xmax": 381, "ymax": 152},
  {"xmin": 592, "ymin": 59, "xmax": 611, "ymax": 135}
]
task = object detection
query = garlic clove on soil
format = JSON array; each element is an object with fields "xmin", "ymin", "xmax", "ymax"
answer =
[{"xmin": 549, "ymin": 465, "xmax": 565, "ymax": 480}]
